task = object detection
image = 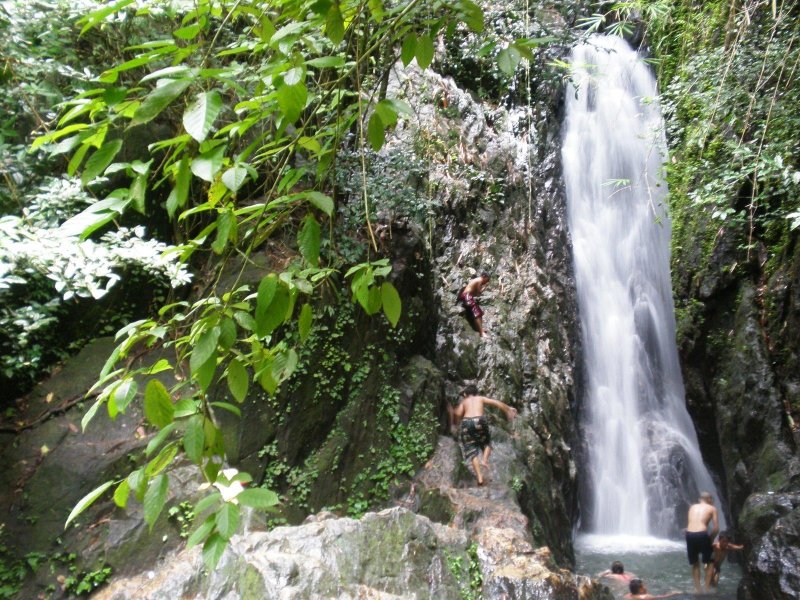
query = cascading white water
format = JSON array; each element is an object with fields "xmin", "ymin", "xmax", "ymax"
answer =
[{"xmin": 562, "ymin": 35, "xmax": 723, "ymax": 537}]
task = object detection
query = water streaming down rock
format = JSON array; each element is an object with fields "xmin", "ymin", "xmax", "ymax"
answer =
[{"xmin": 562, "ymin": 35, "xmax": 723, "ymax": 537}]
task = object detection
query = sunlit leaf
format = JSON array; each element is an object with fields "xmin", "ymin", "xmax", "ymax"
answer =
[
  {"xmin": 65, "ymin": 480, "xmax": 116, "ymax": 529},
  {"xmin": 144, "ymin": 379, "xmax": 174, "ymax": 428},
  {"xmin": 183, "ymin": 91, "xmax": 222, "ymax": 143},
  {"xmin": 130, "ymin": 79, "xmax": 191, "ymax": 127},
  {"xmin": 143, "ymin": 473, "xmax": 169, "ymax": 530}
]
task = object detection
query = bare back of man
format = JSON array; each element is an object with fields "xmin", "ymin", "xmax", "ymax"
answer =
[
  {"xmin": 452, "ymin": 387, "xmax": 516, "ymax": 485},
  {"xmin": 685, "ymin": 492, "xmax": 719, "ymax": 593}
]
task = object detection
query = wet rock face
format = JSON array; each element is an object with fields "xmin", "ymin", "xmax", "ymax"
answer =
[
  {"xmin": 673, "ymin": 198, "xmax": 800, "ymax": 595},
  {"xmin": 736, "ymin": 493, "xmax": 800, "ymax": 600}
]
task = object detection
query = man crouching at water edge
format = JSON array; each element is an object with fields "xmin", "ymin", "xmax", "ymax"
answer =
[
  {"xmin": 450, "ymin": 384, "xmax": 517, "ymax": 486},
  {"xmin": 685, "ymin": 491, "xmax": 720, "ymax": 594}
]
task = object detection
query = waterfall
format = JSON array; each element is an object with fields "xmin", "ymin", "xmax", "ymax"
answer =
[{"xmin": 562, "ymin": 35, "xmax": 723, "ymax": 538}]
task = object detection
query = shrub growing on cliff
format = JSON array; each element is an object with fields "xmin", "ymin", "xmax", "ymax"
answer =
[{"xmin": 46, "ymin": 0, "xmax": 498, "ymax": 569}]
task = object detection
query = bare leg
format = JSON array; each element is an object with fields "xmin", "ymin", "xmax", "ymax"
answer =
[
  {"xmin": 471, "ymin": 456, "xmax": 484, "ymax": 485},
  {"xmin": 475, "ymin": 316, "xmax": 485, "ymax": 336},
  {"xmin": 704, "ymin": 562, "xmax": 715, "ymax": 592},
  {"xmin": 692, "ymin": 563, "xmax": 702, "ymax": 594},
  {"xmin": 482, "ymin": 445, "xmax": 491, "ymax": 467}
]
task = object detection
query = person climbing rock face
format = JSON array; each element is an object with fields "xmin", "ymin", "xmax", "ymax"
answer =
[
  {"xmin": 450, "ymin": 384, "xmax": 516, "ymax": 485},
  {"xmin": 457, "ymin": 272, "xmax": 490, "ymax": 337}
]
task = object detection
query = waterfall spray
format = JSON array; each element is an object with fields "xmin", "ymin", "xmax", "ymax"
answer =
[{"xmin": 562, "ymin": 35, "xmax": 723, "ymax": 538}]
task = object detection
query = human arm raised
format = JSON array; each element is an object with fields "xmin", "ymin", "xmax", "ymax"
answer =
[{"xmin": 482, "ymin": 397, "xmax": 518, "ymax": 420}]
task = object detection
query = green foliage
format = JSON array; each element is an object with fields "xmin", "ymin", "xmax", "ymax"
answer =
[
  {"xmin": 444, "ymin": 542, "xmax": 483, "ymax": 600},
  {"xmin": 648, "ymin": 2, "xmax": 800, "ymax": 266}
]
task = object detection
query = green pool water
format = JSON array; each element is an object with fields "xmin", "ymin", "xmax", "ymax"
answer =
[{"xmin": 575, "ymin": 534, "xmax": 742, "ymax": 599}]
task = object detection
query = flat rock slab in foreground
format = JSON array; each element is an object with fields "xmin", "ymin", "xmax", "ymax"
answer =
[{"xmin": 93, "ymin": 507, "xmax": 607, "ymax": 600}]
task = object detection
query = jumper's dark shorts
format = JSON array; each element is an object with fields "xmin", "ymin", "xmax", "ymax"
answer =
[
  {"xmin": 459, "ymin": 416, "xmax": 491, "ymax": 461},
  {"xmin": 686, "ymin": 531, "xmax": 713, "ymax": 565},
  {"xmin": 458, "ymin": 291, "xmax": 483, "ymax": 319}
]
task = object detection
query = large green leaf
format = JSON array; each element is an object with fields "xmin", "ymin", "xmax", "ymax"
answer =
[
  {"xmin": 415, "ymin": 34, "xmax": 434, "ymax": 69},
  {"xmin": 202, "ymin": 533, "xmax": 227, "ymax": 569},
  {"xmin": 65, "ymin": 480, "xmax": 116, "ymax": 529},
  {"xmin": 221, "ymin": 166, "xmax": 249, "ymax": 193},
  {"xmin": 257, "ymin": 284, "xmax": 290, "ymax": 337},
  {"xmin": 190, "ymin": 144, "xmax": 226, "ymax": 182},
  {"xmin": 215, "ymin": 502, "xmax": 240, "ymax": 540},
  {"xmin": 183, "ymin": 91, "xmax": 223, "ymax": 143},
  {"xmin": 81, "ymin": 139, "xmax": 123, "ymax": 185},
  {"xmin": 304, "ymin": 191, "xmax": 334, "ymax": 216},
  {"xmin": 191, "ymin": 327, "xmax": 221, "ymax": 374},
  {"xmin": 237, "ymin": 488, "xmax": 280, "ymax": 510},
  {"xmin": 276, "ymin": 82, "xmax": 308, "ymax": 123},
  {"xmin": 143, "ymin": 473, "xmax": 169, "ymax": 530},
  {"xmin": 401, "ymin": 34, "xmax": 417, "ymax": 67},
  {"xmin": 187, "ymin": 515, "xmax": 215, "ymax": 548},
  {"xmin": 497, "ymin": 45, "xmax": 522, "ymax": 76},
  {"xmin": 130, "ymin": 79, "xmax": 191, "ymax": 127},
  {"xmin": 298, "ymin": 303, "xmax": 313, "ymax": 343},
  {"xmin": 381, "ymin": 281, "xmax": 401, "ymax": 327},
  {"xmin": 298, "ymin": 213, "xmax": 321, "ymax": 267},
  {"xmin": 113, "ymin": 480, "xmax": 130, "ymax": 509},
  {"xmin": 59, "ymin": 196, "xmax": 130, "ymax": 239},
  {"xmin": 226, "ymin": 358, "xmax": 249, "ymax": 403},
  {"xmin": 367, "ymin": 113, "xmax": 385, "ymax": 151},
  {"xmin": 145, "ymin": 442, "xmax": 178, "ymax": 477},
  {"xmin": 255, "ymin": 274, "xmax": 278, "ymax": 332},
  {"xmin": 374, "ymin": 100, "xmax": 398, "ymax": 126},
  {"xmin": 325, "ymin": 4, "xmax": 345, "ymax": 44},
  {"xmin": 145, "ymin": 422, "xmax": 178, "ymax": 457},
  {"xmin": 183, "ymin": 414, "xmax": 205, "ymax": 464},
  {"xmin": 144, "ymin": 379, "xmax": 175, "ymax": 428}
]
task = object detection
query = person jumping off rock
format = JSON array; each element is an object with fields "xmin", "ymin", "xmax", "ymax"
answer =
[
  {"xmin": 457, "ymin": 272, "xmax": 490, "ymax": 337},
  {"xmin": 450, "ymin": 384, "xmax": 516, "ymax": 485}
]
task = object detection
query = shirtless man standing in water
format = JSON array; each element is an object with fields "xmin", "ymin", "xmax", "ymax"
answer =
[{"xmin": 685, "ymin": 492, "xmax": 720, "ymax": 594}]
